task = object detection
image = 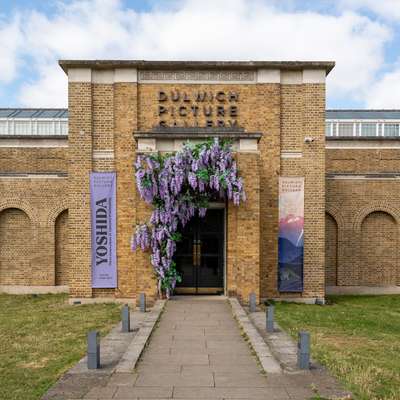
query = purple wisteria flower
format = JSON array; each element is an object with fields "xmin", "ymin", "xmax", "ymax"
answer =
[{"xmin": 131, "ymin": 138, "xmax": 246, "ymax": 296}]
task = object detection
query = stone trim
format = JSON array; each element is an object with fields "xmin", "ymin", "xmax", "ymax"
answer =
[
  {"xmin": 138, "ymin": 70, "xmax": 256, "ymax": 84},
  {"xmin": 326, "ymin": 286, "xmax": 400, "ymax": 295},
  {"xmin": 229, "ymin": 297, "xmax": 282, "ymax": 374},
  {"xmin": 93, "ymin": 149, "xmax": 115, "ymax": 159},
  {"xmin": 134, "ymin": 130, "xmax": 261, "ymax": 139},
  {"xmin": 281, "ymin": 151, "xmax": 302, "ymax": 158},
  {"xmin": 326, "ymin": 137, "xmax": 400, "ymax": 149},
  {"xmin": 68, "ymin": 297, "xmax": 136, "ymax": 305},
  {"xmin": 0, "ymin": 173, "xmax": 66, "ymax": 179},
  {"xmin": 248, "ymin": 311, "xmax": 299, "ymax": 372},
  {"xmin": 0, "ymin": 285, "xmax": 69, "ymax": 294},
  {"xmin": 116, "ymin": 300, "xmax": 166, "ymax": 372},
  {"xmin": 68, "ymin": 68, "xmax": 138, "ymax": 83},
  {"xmin": 281, "ymin": 71, "xmax": 302, "ymax": 84},
  {"xmin": 92, "ymin": 70, "xmax": 114, "ymax": 84},
  {"xmin": 239, "ymin": 138, "xmax": 258, "ymax": 151},
  {"xmin": 115, "ymin": 68, "xmax": 138, "ymax": 82},
  {"xmin": 326, "ymin": 173, "xmax": 400, "ymax": 180},
  {"xmin": 135, "ymin": 137, "xmax": 260, "ymax": 153},
  {"xmin": 66, "ymin": 65, "xmax": 327, "ymax": 85},
  {"xmin": 257, "ymin": 69, "xmax": 280, "ymax": 83},
  {"xmin": 0, "ymin": 138, "xmax": 68, "ymax": 148},
  {"xmin": 68, "ymin": 68, "xmax": 91, "ymax": 82},
  {"xmin": 327, "ymin": 136, "xmax": 400, "ymax": 141},
  {"xmin": 59, "ymin": 60, "xmax": 335, "ymax": 74},
  {"xmin": 303, "ymin": 69, "xmax": 326, "ymax": 83}
]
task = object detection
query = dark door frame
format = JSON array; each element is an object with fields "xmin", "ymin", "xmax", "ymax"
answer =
[{"xmin": 175, "ymin": 202, "xmax": 226, "ymax": 295}]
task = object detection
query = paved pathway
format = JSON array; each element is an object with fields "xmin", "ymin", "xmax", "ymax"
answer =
[{"xmin": 84, "ymin": 297, "xmax": 345, "ymax": 399}]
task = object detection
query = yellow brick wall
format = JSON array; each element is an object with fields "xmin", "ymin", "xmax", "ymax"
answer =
[
  {"xmin": 0, "ymin": 147, "xmax": 67, "ymax": 173},
  {"xmin": 280, "ymin": 83, "xmax": 326, "ymax": 298},
  {"xmin": 326, "ymin": 147, "xmax": 400, "ymax": 287},
  {"xmin": 0, "ymin": 68, "xmax": 329, "ymax": 301},
  {"xmin": 68, "ymin": 82, "xmax": 93, "ymax": 297},
  {"xmin": 114, "ymin": 83, "xmax": 138, "ymax": 299},
  {"xmin": 0, "ymin": 178, "xmax": 68, "ymax": 286}
]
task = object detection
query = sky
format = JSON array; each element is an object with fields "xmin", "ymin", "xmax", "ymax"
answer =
[{"xmin": 0, "ymin": 0, "xmax": 399, "ymax": 109}]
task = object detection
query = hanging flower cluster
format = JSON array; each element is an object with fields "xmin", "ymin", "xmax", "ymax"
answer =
[{"xmin": 131, "ymin": 138, "xmax": 246, "ymax": 297}]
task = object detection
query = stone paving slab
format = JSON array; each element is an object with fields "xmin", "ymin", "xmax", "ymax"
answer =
[
  {"xmin": 173, "ymin": 386, "xmax": 290, "ymax": 399},
  {"xmin": 43, "ymin": 296, "xmax": 353, "ymax": 400},
  {"xmin": 41, "ymin": 303, "xmax": 164, "ymax": 400},
  {"xmin": 113, "ymin": 385, "xmax": 174, "ymax": 399},
  {"xmin": 136, "ymin": 372, "xmax": 214, "ymax": 387},
  {"xmin": 115, "ymin": 301, "xmax": 166, "ymax": 373},
  {"xmin": 228, "ymin": 298, "xmax": 282, "ymax": 374},
  {"xmin": 249, "ymin": 310, "xmax": 299, "ymax": 372}
]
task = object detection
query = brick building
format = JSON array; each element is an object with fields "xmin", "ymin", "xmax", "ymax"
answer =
[{"xmin": 0, "ymin": 60, "xmax": 399, "ymax": 304}]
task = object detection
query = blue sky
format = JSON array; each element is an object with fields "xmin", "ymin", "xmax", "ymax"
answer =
[{"xmin": 0, "ymin": 0, "xmax": 399, "ymax": 109}]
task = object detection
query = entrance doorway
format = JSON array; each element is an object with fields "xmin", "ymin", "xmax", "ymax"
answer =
[{"xmin": 174, "ymin": 208, "xmax": 225, "ymax": 294}]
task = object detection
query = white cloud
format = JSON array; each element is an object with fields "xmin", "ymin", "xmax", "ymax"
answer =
[
  {"xmin": 0, "ymin": 0, "xmax": 394, "ymax": 107},
  {"xmin": 0, "ymin": 14, "xmax": 22, "ymax": 83},
  {"xmin": 339, "ymin": 0, "xmax": 400, "ymax": 21},
  {"xmin": 19, "ymin": 63, "xmax": 67, "ymax": 108},
  {"xmin": 365, "ymin": 66, "xmax": 400, "ymax": 108}
]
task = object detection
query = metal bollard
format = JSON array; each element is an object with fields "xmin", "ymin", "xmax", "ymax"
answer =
[
  {"xmin": 121, "ymin": 304, "xmax": 130, "ymax": 332},
  {"xmin": 140, "ymin": 293, "xmax": 146, "ymax": 313},
  {"xmin": 249, "ymin": 292, "xmax": 257, "ymax": 313},
  {"xmin": 266, "ymin": 305, "xmax": 274, "ymax": 332},
  {"xmin": 297, "ymin": 331, "xmax": 310, "ymax": 369},
  {"xmin": 87, "ymin": 330, "xmax": 100, "ymax": 369}
]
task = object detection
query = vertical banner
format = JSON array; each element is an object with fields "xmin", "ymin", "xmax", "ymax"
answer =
[
  {"xmin": 278, "ymin": 177, "xmax": 304, "ymax": 292},
  {"xmin": 90, "ymin": 172, "xmax": 117, "ymax": 288}
]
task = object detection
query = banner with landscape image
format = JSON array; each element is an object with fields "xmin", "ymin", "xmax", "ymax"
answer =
[{"xmin": 278, "ymin": 177, "xmax": 304, "ymax": 292}]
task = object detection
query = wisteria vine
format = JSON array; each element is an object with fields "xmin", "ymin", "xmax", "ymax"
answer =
[{"xmin": 131, "ymin": 138, "xmax": 246, "ymax": 297}]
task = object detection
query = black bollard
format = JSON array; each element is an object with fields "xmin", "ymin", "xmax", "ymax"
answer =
[
  {"xmin": 87, "ymin": 330, "xmax": 100, "ymax": 369},
  {"xmin": 266, "ymin": 305, "xmax": 274, "ymax": 332},
  {"xmin": 249, "ymin": 292, "xmax": 257, "ymax": 313},
  {"xmin": 140, "ymin": 293, "xmax": 146, "ymax": 313},
  {"xmin": 297, "ymin": 331, "xmax": 310, "ymax": 369},
  {"xmin": 121, "ymin": 304, "xmax": 130, "ymax": 332}
]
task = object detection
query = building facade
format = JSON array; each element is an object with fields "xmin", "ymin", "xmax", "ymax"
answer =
[{"xmin": 0, "ymin": 60, "xmax": 399, "ymax": 304}]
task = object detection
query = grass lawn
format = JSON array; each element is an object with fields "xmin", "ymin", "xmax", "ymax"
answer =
[
  {"xmin": 275, "ymin": 295, "xmax": 400, "ymax": 400},
  {"xmin": 0, "ymin": 293, "xmax": 121, "ymax": 400}
]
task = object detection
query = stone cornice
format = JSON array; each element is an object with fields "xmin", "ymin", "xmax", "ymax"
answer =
[
  {"xmin": 59, "ymin": 60, "xmax": 335, "ymax": 74},
  {"xmin": 134, "ymin": 128, "xmax": 262, "ymax": 141}
]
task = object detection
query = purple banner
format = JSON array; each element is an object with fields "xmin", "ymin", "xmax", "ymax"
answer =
[
  {"xmin": 278, "ymin": 177, "xmax": 304, "ymax": 292},
  {"xmin": 90, "ymin": 172, "xmax": 117, "ymax": 288}
]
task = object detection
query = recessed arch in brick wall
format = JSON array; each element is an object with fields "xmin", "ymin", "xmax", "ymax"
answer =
[
  {"xmin": 325, "ymin": 212, "xmax": 338, "ymax": 286},
  {"xmin": 325, "ymin": 204, "xmax": 346, "ymax": 287},
  {"xmin": 360, "ymin": 211, "xmax": 399, "ymax": 286},
  {"xmin": 0, "ymin": 199, "xmax": 39, "ymax": 225},
  {"xmin": 55, "ymin": 210, "xmax": 69, "ymax": 286},
  {"xmin": 353, "ymin": 203, "xmax": 400, "ymax": 232},
  {"xmin": 0, "ymin": 207, "xmax": 33, "ymax": 285},
  {"xmin": 46, "ymin": 200, "xmax": 69, "ymax": 227}
]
